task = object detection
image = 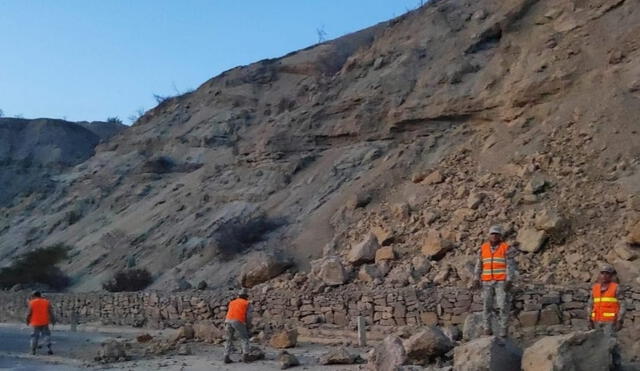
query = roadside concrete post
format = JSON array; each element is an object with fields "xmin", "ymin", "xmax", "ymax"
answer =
[{"xmin": 357, "ymin": 316, "xmax": 367, "ymax": 347}]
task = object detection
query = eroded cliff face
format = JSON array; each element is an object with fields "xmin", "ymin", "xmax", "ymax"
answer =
[
  {"xmin": 1, "ymin": 0, "xmax": 639, "ymax": 292},
  {"xmin": 0, "ymin": 118, "xmax": 125, "ymax": 207}
]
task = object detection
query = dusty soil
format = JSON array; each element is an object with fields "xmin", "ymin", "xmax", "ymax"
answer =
[
  {"xmin": 0, "ymin": 323, "xmax": 364, "ymax": 371},
  {"xmin": 93, "ymin": 342, "xmax": 363, "ymax": 371},
  {"xmin": 1, "ymin": 0, "xmax": 639, "ymax": 295}
]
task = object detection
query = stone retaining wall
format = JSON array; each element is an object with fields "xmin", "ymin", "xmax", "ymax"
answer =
[{"xmin": 2, "ymin": 284, "xmax": 639, "ymax": 336}]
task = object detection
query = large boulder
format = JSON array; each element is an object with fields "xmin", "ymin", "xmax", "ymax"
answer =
[
  {"xmin": 193, "ymin": 321, "xmax": 223, "ymax": 343},
  {"xmin": 450, "ymin": 255, "xmax": 476, "ymax": 285},
  {"xmin": 433, "ymin": 265, "xmax": 451, "ymax": 284},
  {"xmin": 422, "ymin": 170, "xmax": 445, "ymax": 185},
  {"xmin": 403, "ymin": 327, "xmax": 454, "ymax": 365},
  {"xmin": 359, "ymin": 264, "xmax": 382, "ymax": 282},
  {"xmin": 375, "ymin": 246, "xmax": 396, "ymax": 263},
  {"xmin": 244, "ymin": 346, "xmax": 266, "ymax": 362},
  {"xmin": 177, "ymin": 344, "xmax": 191, "ymax": 355},
  {"xmin": 168, "ymin": 278, "xmax": 193, "ymax": 292},
  {"xmin": 277, "ymin": 351, "xmax": 300, "ymax": 369},
  {"xmin": 612, "ymin": 259, "xmax": 640, "ymax": 286},
  {"xmin": 613, "ymin": 242, "xmax": 638, "ymax": 261},
  {"xmin": 348, "ymin": 233, "xmax": 379, "ymax": 265},
  {"xmin": 525, "ymin": 175, "xmax": 549, "ymax": 194},
  {"xmin": 367, "ymin": 335, "xmax": 407, "ymax": 371},
  {"xmin": 96, "ymin": 339, "xmax": 128, "ymax": 363},
  {"xmin": 240, "ymin": 251, "xmax": 292, "ymax": 288},
  {"xmin": 628, "ymin": 220, "xmax": 640, "ymax": 245},
  {"xmin": 422, "ymin": 230, "xmax": 454, "ymax": 260},
  {"xmin": 521, "ymin": 331, "xmax": 613, "ymax": 371},
  {"xmin": 442, "ymin": 326, "xmax": 462, "ymax": 342},
  {"xmin": 534, "ymin": 208, "xmax": 568, "ymax": 241},
  {"xmin": 467, "ymin": 192, "xmax": 485, "ymax": 209},
  {"xmin": 312, "ymin": 256, "xmax": 349, "ymax": 286},
  {"xmin": 371, "ymin": 225, "xmax": 395, "ymax": 245},
  {"xmin": 196, "ymin": 280, "xmax": 208, "ymax": 290},
  {"xmin": 463, "ymin": 312, "xmax": 482, "ymax": 340},
  {"xmin": 319, "ymin": 346, "xmax": 358, "ymax": 365},
  {"xmin": 453, "ymin": 336, "xmax": 522, "ymax": 371},
  {"xmin": 516, "ymin": 228, "xmax": 547, "ymax": 253},
  {"xmin": 270, "ymin": 329, "xmax": 298, "ymax": 349},
  {"xmin": 463, "ymin": 312, "xmax": 495, "ymax": 340},
  {"xmin": 385, "ymin": 264, "xmax": 412, "ymax": 286},
  {"xmin": 173, "ymin": 324, "xmax": 195, "ymax": 342},
  {"xmin": 411, "ymin": 255, "xmax": 432, "ymax": 277}
]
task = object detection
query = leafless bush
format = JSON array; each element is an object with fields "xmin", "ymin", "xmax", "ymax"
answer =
[
  {"xmin": 103, "ymin": 268, "xmax": 152, "ymax": 292},
  {"xmin": 215, "ymin": 215, "xmax": 284, "ymax": 261}
]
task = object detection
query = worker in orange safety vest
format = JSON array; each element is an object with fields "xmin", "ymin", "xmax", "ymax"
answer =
[
  {"xmin": 472, "ymin": 225, "xmax": 517, "ymax": 338},
  {"xmin": 589, "ymin": 264, "xmax": 625, "ymax": 369},
  {"xmin": 589, "ymin": 265, "xmax": 625, "ymax": 335},
  {"xmin": 223, "ymin": 288, "xmax": 252, "ymax": 364},
  {"xmin": 26, "ymin": 291, "xmax": 56, "ymax": 355}
]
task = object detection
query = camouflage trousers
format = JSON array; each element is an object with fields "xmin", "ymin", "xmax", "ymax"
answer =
[
  {"xmin": 31, "ymin": 325, "xmax": 52, "ymax": 352},
  {"xmin": 482, "ymin": 281, "xmax": 510, "ymax": 336},
  {"xmin": 224, "ymin": 320, "xmax": 250, "ymax": 357},
  {"xmin": 593, "ymin": 322, "xmax": 615, "ymax": 338}
]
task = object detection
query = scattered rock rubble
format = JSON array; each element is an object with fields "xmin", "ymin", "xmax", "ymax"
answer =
[{"xmin": 1, "ymin": 0, "xmax": 640, "ymax": 369}]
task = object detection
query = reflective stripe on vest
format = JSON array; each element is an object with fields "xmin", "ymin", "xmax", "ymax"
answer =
[
  {"xmin": 29, "ymin": 298, "xmax": 51, "ymax": 326},
  {"xmin": 481, "ymin": 242, "xmax": 509, "ymax": 282},
  {"xmin": 593, "ymin": 297, "xmax": 618, "ymax": 303},
  {"xmin": 226, "ymin": 298, "xmax": 249, "ymax": 323},
  {"xmin": 591, "ymin": 283, "xmax": 619, "ymax": 323}
]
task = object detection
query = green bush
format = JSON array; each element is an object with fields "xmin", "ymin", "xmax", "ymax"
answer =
[
  {"xmin": 103, "ymin": 268, "xmax": 152, "ymax": 292},
  {"xmin": 0, "ymin": 244, "xmax": 71, "ymax": 290}
]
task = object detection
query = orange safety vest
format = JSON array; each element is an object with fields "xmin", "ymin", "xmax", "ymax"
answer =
[
  {"xmin": 481, "ymin": 242, "xmax": 509, "ymax": 282},
  {"xmin": 29, "ymin": 298, "xmax": 51, "ymax": 327},
  {"xmin": 591, "ymin": 282, "xmax": 619, "ymax": 323},
  {"xmin": 226, "ymin": 298, "xmax": 249, "ymax": 323}
]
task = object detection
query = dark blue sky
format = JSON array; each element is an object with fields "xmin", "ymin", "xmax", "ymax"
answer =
[{"xmin": 0, "ymin": 1, "xmax": 422, "ymax": 123}]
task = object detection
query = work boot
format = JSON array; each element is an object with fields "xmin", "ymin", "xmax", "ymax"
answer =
[
  {"xmin": 242, "ymin": 354, "xmax": 251, "ymax": 363},
  {"xmin": 47, "ymin": 348, "xmax": 53, "ymax": 355},
  {"xmin": 223, "ymin": 355, "xmax": 233, "ymax": 364},
  {"xmin": 483, "ymin": 328, "xmax": 493, "ymax": 336}
]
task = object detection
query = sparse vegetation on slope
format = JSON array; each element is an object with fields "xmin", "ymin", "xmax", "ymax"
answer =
[
  {"xmin": 216, "ymin": 215, "xmax": 284, "ymax": 261},
  {"xmin": 1, "ymin": 0, "xmax": 639, "ymax": 293},
  {"xmin": 0, "ymin": 244, "xmax": 71, "ymax": 291},
  {"xmin": 103, "ymin": 268, "xmax": 153, "ymax": 292}
]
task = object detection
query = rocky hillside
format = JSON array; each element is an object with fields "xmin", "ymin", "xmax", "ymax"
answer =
[
  {"xmin": 1, "ymin": 0, "xmax": 639, "ymax": 292},
  {"xmin": 0, "ymin": 118, "xmax": 125, "ymax": 207}
]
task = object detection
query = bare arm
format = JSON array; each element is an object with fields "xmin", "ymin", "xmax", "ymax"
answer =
[
  {"xmin": 26, "ymin": 307, "xmax": 32, "ymax": 326},
  {"xmin": 506, "ymin": 246, "xmax": 517, "ymax": 282},
  {"xmin": 246, "ymin": 304, "xmax": 253, "ymax": 330},
  {"xmin": 48, "ymin": 303, "xmax": 56, "ymax": 326},
  {"xmin": 473, "ymin": 251, "xmax": 482, "ymax": 281},
  {"xmin": 616, "ymin": 286, "xmax": 625, "ymax": 323}
]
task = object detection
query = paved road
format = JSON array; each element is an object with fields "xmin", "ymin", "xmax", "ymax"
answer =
[
  {"xmin": 0, "ymin": 325, "xmax": 109, "ymax": 370},
  {"xmin": 0, "ymin": 357, "xmax": 80, "ymax": 371}
]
